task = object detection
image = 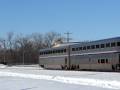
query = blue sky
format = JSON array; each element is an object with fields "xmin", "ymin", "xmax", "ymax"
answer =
[{"xmin": 0, "ymin": 0, "xmax": 120, "ymax": 41}]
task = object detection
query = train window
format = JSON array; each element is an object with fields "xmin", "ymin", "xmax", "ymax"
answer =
[
  {"xmin": 87, "ymin": 46, "xmax": 90, "ymax": 49},
  {"xmin": 72, "ymin": 48, "xmax": 75, "ymax": 51},
  {"xmin": 101, "ymin": 59, "xmax": 105, "ymax": 63},
  {"xmin": 50, "ymin": 51, "xmax": 52, "ymax": 54},
  {"xmin": 96, "ymin": 45, "xmax": 99, "ymax": 49},
  {"xmin": 75, "ymin": 48, "xmax": 79, "ymax": 51},
  {"xmin": 106, "ymin": 43, "xmax": 110, "ymax": 47},
  {"xmin": 54, "ymin": 50, "xmax": 56, "ymax": 53},
  {"xmin": 58, "ymin": 50, "xmax": 59, "ymax": 53},
  {"xmin": 44, "ymin": 52, "xmax": 46, "ymax": 55},
  {"xmin": 63, "ymin": 49, "xmax": 64, "ymax": 53},
  {"xmin": 98, "ymin": 59, "xmax": 100, "ymax": 63},
  {"xmin": 106, "ymin": 59, "xmax": 108, "ymax": 63},
  {"xmin": 51, "ymin": 51, "xmax": 52, "ymax": 54},
  {"xmin": 46, "ymin": 52, "xmax": 48, "ymax": 54},
  {"xmin": 83, "ymin": 46, "xmax": 86, "ymax": 50},
  {"xmin": 101, "ymin": 44, "xmax": 105, "ymax": 48},
  {"xmin": 61, "ymin": 50, "xmax": 63, "ymax": 53},
  {"xmin": 111, "ymin": 42, "xmax": 116, "ymax": 47},
  {"xmin": 64, "ymin": 49, "xmax": 66, "ymax": 52},
  {"xmin": 59, "ymin": 50, "xmax": 62, "ymax": 53},
  {"xmin": 58, "ymin": 50, "xmax": 60, "ymax": 53},
  {"xmin": 48, "ymin": 51, "xmax": 50, "ymax": 54},
  {"xmin": 117, "ymin": 42, "xmax": 120, "ymax": 46},
  {"xmin": 79, "ymin": 47, "xmax": 82, "ymax": 50},
  {"xmin": 57, "ymin": 50, "xmax": 59, "ymax": 53},
  {"xmin": 41, "ymin": 52, "xmax": 43, "ymax": 55},
  {"xmin": 55, "ymin": 50, "xmax": 57, "ymax": 53},
  {"xmin": 60, "ymin": 50, "xmax": 62, "ymax": 53},
  {"xmin": 75, "ymin": 48, "xmax": 77, "ymax": 51},
  {"xmin": 91, "ymin": 45, "xmax": 95, "ymax": 49}
]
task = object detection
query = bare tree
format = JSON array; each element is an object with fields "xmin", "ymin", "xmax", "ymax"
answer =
[
  {"xmin": 0, "ymin": 38, "xmax": 6, "ymax": 64},
  {"xmin": 31, "ymin": 33, "xmax": 44, "ymax": 50},
  {"xmin": 14, "ymin": 34, "xmax": 39, "ymax": 64},
  {"xmin": 0, "ymin": 31, "xmax": 65, "ymax": 65},
  {"xmin": 6, "ymin": 32, "xmax": 14, "ymax": 50},
  {"xmin": 44, "ymin": 31, "xmax": 63, "ymax": 48}
]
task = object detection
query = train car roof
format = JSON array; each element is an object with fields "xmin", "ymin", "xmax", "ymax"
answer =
[
  {"xmin": 39, "ymin": 42, "xmax": 77, "ymax": 51},
  {"xmin": 40, "ymin": 36, "xmax": 120, "ymax": 51},
  {"xmin": 71, "ymin": 36, "xmax": 120, "ymax": 47}
]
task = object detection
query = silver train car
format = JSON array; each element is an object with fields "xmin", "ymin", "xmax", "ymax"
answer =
[{"xmin": 39, "ymin": 37, "xmax": 120, "ymax": 71}]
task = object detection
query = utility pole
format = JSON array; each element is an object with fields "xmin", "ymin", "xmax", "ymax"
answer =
[
  {"xmin": 64, "ymin": 32, "xmax": 72, "ymax": 69},
  {"xmin": 64, "ymin": 32, "xmax": 72, "ymax": 43},
  {"xmin": 22, "ymin": 50, "xmax": 25, "ymax": 65},
  {"xmin": 3, "ymin": 40, "xmax": 6, "ymax": 64}
]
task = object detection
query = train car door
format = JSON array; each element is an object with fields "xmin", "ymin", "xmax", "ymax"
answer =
[
  {"xmin": 116, "ymin": 54, "xmax": 120, "ymax": 70},
  {"xmin": 65, "ymin": 45, "xmax": 71, "ymax": 69},
  {"xmin": 89, "ymin": 58, "xmax": 91, "ymax": 70},
  {"xmin": 118, "ymin": 54, "xmax": 120, "ymax": 69},
  {"xmin": 119, "ymin": 54, "xmax": 120, "ymax": 64},
  {"xmin": 65, "ymin": 57, "xmax": 67, "ymax": 65},
  {"xmin": 64, "ymin": 57, "xmax": 67, "ymax": 69}
]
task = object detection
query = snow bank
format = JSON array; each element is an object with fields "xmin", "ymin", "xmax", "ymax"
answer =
[
  {"xmin": 0, "ymin": 64, "xmax": 7, "ymax": 68},
  {"xmin": 0, "ymin": 71, "xmax": 120, "ymax": 89},
  {"xmin": 8, "ymin": 65, "xmax": 43, "ymax": 70}
]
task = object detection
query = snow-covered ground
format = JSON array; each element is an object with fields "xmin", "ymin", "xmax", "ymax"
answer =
[
  {"xmin": 0, "ymin": 76, "xmax": 112, "ymax": 90},
  {"xmin": 0, "ymin": 64, "xmax": 120, "ymax": 90}
]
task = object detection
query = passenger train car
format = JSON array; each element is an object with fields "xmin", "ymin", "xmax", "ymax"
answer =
[{"xmin": 39, "ymin": 37, "xmax": 120, "ymax": 71}]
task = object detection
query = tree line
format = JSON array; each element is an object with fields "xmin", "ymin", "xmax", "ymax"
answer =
[{"xmin": 0, "ymin": 31, "xmax": 65, "ymax": 65}]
